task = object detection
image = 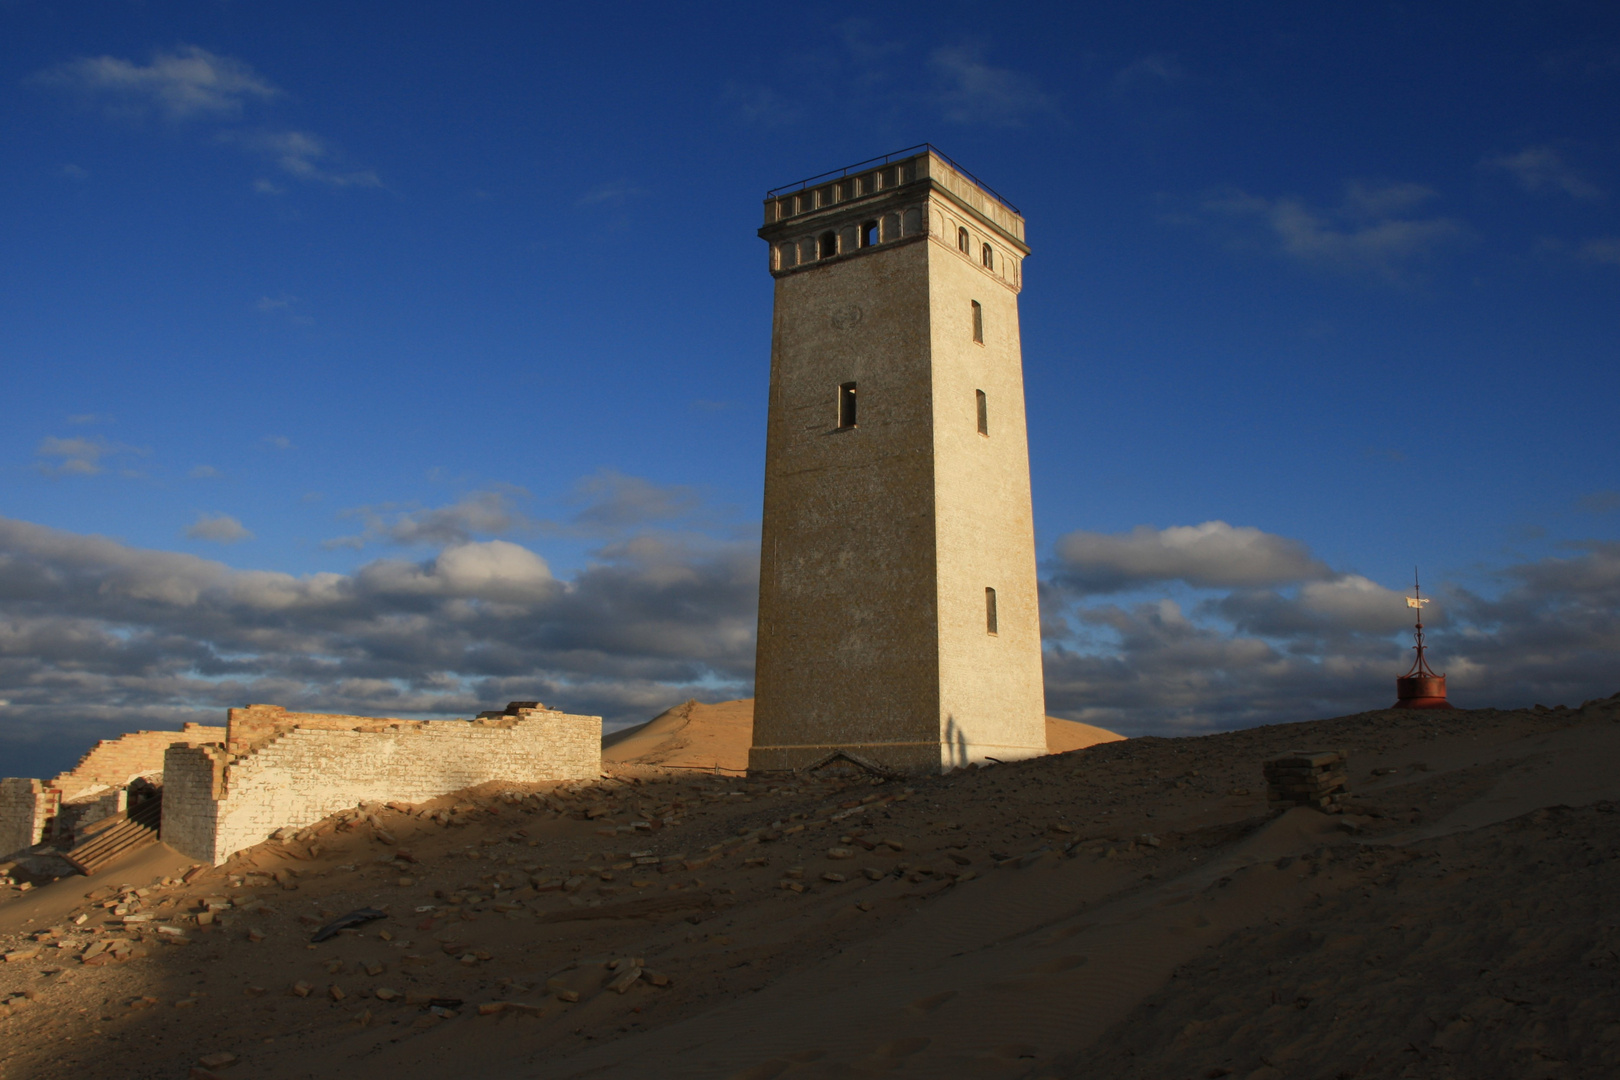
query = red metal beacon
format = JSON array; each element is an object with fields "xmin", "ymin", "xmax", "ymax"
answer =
[{"xmin": 1393, "ymin": 570, "xmax": 1453, "ymax": 710}]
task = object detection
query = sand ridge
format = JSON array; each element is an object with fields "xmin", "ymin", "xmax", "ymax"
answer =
[
  {"xmin": 601, "ymin": 698, "xmax": 1123, "ymax": 774},
  {"xmin": 0, "ymin": 696, "xmax": 1615, "ymax": 1079}
]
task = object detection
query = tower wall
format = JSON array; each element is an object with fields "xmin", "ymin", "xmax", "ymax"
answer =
[
  {"xmin": 752, "ymin": 239, "xmax": 944, "ymax": 771},
  {"xmin": 750, "ymin": 149, "xmax": 1046, "ymax": 774},
  {"xmin": 926, "ymin": 236, "xmax": 1046, "ymax": 766}
]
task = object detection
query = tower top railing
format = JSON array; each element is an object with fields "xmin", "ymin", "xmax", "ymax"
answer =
[{"xmin": 765, "ymin": 144, "xmax": 1020, "ymax": 216}]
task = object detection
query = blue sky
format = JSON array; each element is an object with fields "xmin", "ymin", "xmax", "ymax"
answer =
[{"xmin": 3, "ymin": 1, "xmax": 1618, "ymax": 776}]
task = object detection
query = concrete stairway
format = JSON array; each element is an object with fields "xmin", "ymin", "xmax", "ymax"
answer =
[{"xmin": 64, "ymin": 795, "xmax": 162, "ymax": 876}]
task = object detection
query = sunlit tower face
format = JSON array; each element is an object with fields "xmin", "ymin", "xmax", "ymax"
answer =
[{"xmin": 749, "ymin": 147, "xmax": 1046, "ymax": 775}]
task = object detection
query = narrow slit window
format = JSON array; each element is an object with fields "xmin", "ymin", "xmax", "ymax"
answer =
[
  {"xmin": 976, "ymin": 389, "xmax": 988, "ymax": 436},
  {"xmin": 861, "ymin": 220, "xmax": 877, "ymax": 247},
  {"xmin": 958, "ymin": 226, "xmax": 970, "ymax": 253},
  {"xmin": 982, "ymin": 242, "xmax": 994, "ymax": 268},
  {"xmin": 971, "ymin": 300, "xmax": 983, "ymax": 343},
  {"xmin": 985, "ymin": 587, "xmax": 998, "ymax": 635},
  {"xmin": 837, "ymin": 382, "xmax": 858, "ymax": 429}
]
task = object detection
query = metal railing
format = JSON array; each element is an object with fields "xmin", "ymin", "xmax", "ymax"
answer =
[{"xmin": 765, "ymin": 143, "xmax": 1020, "ymax": 216}]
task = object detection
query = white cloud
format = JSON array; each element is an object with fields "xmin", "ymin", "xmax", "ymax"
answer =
[
  {"xmin": 1200, "ymin": 181, "xmax": 1468, "ymax": 280},
  {"xmin": 1109, "ymin": 53, "xmax": 1186, "ymax": 98},
  {"xmin": 1, "ymin": 489, "xmax": 1616, "ymax": 769},
  {"xmin": 931, "ymin": 46, "xmax": 1055, "ymax": 126},
  {"xmin": 256, "ymin": 295, "xmax": 295, "ymax": 312},
  {"xmin": 263, "ymin": 435, "xmax": 294, "ymax": 450},
  {"xmin": 570, "ymin": 470, "xmax": 703, "ymax": 533},
  {"xmin": 0, "ymin": 502, "xmax": 759, "ymax": 758},
  {"xmin": 35, "ymin": 47, "xmax": 379, "ymax": 197},
  {"xmin": 223, "ymin": 129, "xmax": 382, "ymax": 188},
  {"xmin": 1486, "ymin": 146, "xmax": 1604, "ymax": 201},
  {"xmin": 184, "ymin": 513, "xmax": 253, "ymax": 544},
  {"xmin": 577, "ymin": 181, "xmax": 646, "ymax": 207},
  {"xmin": 327, "ymin": 489, "xmax": 536, "ymax": 550},
  {"xmin": 1044, "ymin": 518, "xmax": 1620, "ymax": 735},
  {"xmin": 189, "ymin": 465, "xmax": 223, "ymax": 480},
  {"xmin": 1577, "ymin": 237, "xmax": 1620, "ymax": 266},
  {"xmin": 36, "ymin": 46, "xmax": 280, "ymax": 120},
  {"xmin": 1053, "ymin": 521, "xmax": 1333, "ymax": 593},
  {"xmin": 33, "ymin": 435, "xmax": 146, "ymax": 478},
  {"xmin": 356, "ymin": 540, "xmax": 557, "ymax": 603},
  {"xmin": 1578, "ymin": 491, "xmax": 1620, "ymax": 513}
]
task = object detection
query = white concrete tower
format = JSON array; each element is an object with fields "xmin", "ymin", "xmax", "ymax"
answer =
[{"xmin": 749, "ymin": 146, "xmax": 1046, "ymax": 775}]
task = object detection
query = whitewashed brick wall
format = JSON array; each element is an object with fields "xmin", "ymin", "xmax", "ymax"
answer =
[
  {"xmin": 163, "ymin": 710, "xmax": 600, "ymax": 864},
  {"xmin": 0, "ymin": 779, "xmax": 55, "ymax": 860}
]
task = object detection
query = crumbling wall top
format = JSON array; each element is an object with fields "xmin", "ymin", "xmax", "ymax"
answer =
[{"xmin": 225, "ymin": 704, "xmax": 424, "ymax": 757}]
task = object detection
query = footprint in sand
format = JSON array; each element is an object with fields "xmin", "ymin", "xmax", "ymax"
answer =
[
  {"xmin": 907, "ymin": 990, "xmax": 958, "ymax": 1014},
  {"xmin": 874, "ymin": 1036, "xmax": 931, "ymax": 1058},
  {"xmin": 1028, "ymin": 953, "xmax": 1089, "ymax": 975},
  {"xmin": 726, "ymin": 1050, "xmax": 828, "ymax": 1079},
  {"xmin": 991, "ymin": 1043, "xmax": 1041, "ymax": 1059},
  {"xmin": 1041, "ymin": 920, "xmax": 1095, "ymax": 943}
]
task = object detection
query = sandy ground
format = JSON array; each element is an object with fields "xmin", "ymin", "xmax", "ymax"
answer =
[
  {"xmin": 602, "ymin": 699, "xmax": 1123, "ymax": 773},
  {"xmin": 0, "ymin": 696, "xmax": 1616, "ymax": 1079}
]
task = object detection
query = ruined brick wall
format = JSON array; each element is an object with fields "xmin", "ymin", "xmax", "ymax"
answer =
[
  {"xmin": 159, "ymin": 744, "xmax": 228, "ymax": 864},
  {"xmin": 55, "ymin": 787, "xmax": 127, "ymax": 843},
  {"xmin": 0, "ymin": 779, "xmax": 57, "ymax": 859},
  {"xmin": 165, "ymin": 709, "xmax": 601, "ymax": 864},
  {"xmin": 225, "ymin": 705, "xmax": 418, "ymax": 756},
  {"xmin": 49, "ymin": 723, "xmax": 227, "ymax": 800}
]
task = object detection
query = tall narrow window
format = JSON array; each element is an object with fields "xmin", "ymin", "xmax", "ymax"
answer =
[
  {"xmin": 985, "ymin": 587, "xmax": 998, "ymax": 635},
  {"xmin": 982, "ymin": 242, "xmax": 994, "ymax": 268},
  {"xmin": 976, "ymin": 389, "xmax": 988, "ymax": 436},
  {"xmin": 837, "ymin": 382, "xmax": 858, "ymax": 429},
  {"xmin": 971, "ymin": 300, "xmax": 983, "ymax": 343},
  {"xmin": 818, "ymin": 231, "xmax": 837, "ymax": 259},
  {"xmin": 861, "ymin": 220, "xmax": 877, "ymax": 247},
  {"xmin": 958, "ymin": 226, "xmax": 970, "ymax": 253}
]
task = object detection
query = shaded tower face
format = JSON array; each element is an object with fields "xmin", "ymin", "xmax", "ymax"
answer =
[{"xmin": 749, "ymin": 148, "xmax": 1046, "ymax": 775}]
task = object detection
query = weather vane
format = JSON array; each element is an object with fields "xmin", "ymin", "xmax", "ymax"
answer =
[{"xmin": 1393, "ymin": 567, "xmax": 1452, "ymax": 709}]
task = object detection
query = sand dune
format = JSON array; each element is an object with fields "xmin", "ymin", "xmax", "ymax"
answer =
[
  {"xmin": 1, "ymin": 695, "xmax": 1616, "ymax": 1079},
  {"xmin": 602, "ymin": 698, "xmax": 1122, "ymax": 773}
]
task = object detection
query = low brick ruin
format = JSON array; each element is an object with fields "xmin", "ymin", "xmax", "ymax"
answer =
[
  {"xmin": 162, "ymin": 703, "xmax": 600, "ymax": 865},
  {"xmin": 2, "ymin": 702, "xmax": 601, "ymax": 870},
  {"xmin": 0, "ymin": 723, "xmax": 224, "ymax": 859}
]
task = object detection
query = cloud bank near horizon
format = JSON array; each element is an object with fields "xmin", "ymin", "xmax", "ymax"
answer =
[
  {"xmin": 1, "ymin": 492, "xmax": 1615, "ymax": 776},
  {"xmin": 0, "ymin": 480, "xmax": 759, "ymax": 775},
  {"xmin": 1044, "ymin": 521, "xmax": 1620, "ymax": 735}
]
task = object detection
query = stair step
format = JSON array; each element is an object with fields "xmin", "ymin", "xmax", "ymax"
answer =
[
  {"xmin": 66, "ymin": 835, "xmax": 149, "ymax": 867},
  {"xmin": 64, "ymin": 792, "xmax": 163, "ymax": 875},
  {"xmin": 66, "ymin": 825, "xmax": 157, "ymax": 875},
  {"xmin": 71, "ymin": 820, "xmax": 147, "ymax": 858}
]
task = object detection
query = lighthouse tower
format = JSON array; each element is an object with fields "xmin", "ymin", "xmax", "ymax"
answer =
[
  {"xmin": 748, "ymin": 147, "xmax": 1047, "ymax": 774},
  {"xmin": 1393, "ymin": 570, "xmax": 1453, "ymax": 709}
]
